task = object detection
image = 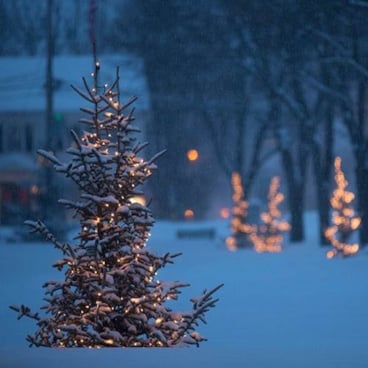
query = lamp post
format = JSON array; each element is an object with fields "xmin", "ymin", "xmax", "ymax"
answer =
[
  {"xmin": 186, "ymin": 148, "xmax": 199, "ymax": 162},
  {"xmin": 183, "ymin": 148, "xmax": 200, "ymax": 219},
  {"xmin": 43, "ymin": 0, "xmax": 54, "ymax": 221}
]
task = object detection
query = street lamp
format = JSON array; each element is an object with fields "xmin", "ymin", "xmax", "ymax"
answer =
[{"xmin": 186, "ymin": 149, "xmax": 199, "ymax": 162}]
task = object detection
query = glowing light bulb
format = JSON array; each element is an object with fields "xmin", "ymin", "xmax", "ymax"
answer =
[
  {"xmin": 186, "ymin": 149, "xmax": 199, "ymax": 161},
  {"xmin": 184, "ymin": 209, "xmax": 194, "ymax": 219}
]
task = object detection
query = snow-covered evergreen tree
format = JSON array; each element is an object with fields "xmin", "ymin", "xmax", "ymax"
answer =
[
  {"xmin": 226, "ymin": 172, "xmax": 254, "ymax": 251},
  {"xmin": 325, "ymin": 156, "xmax": 360, "ymax": 258},
  {"xmin": 248, "ymin": 177, "xmax": 290, "ymax": 253},
  {"xmin": 10, "ymin": 60, "xmax": 222, "ymax": 347}
]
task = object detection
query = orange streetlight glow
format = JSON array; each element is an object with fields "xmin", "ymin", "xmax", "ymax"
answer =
[
  {"xmin": 184, "ymin": 209, "xmax": 195, "ymax": 219},
  {"xmin": 30, "ymin": 185, "xmax": 39, "ymax": 195},
  {"xmin": 187, "ymin": 149, "xmax": 199, "ymax": 162},
  {"xmin": 220, "ymin": 207, "xmax": 231, "ymax": 219},
  {"xmin": 129, "ymin": 195, "xmax": 146, "ymax": 206}
]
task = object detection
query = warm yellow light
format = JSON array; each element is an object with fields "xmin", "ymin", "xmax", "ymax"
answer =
[
  {"xmin": 129, "ymin": 196, "xmax": 146, "ymax": 206},
  {"xmin": 30, "ymin": 184, "xmax": 39, "ymax": 195},
  {"xmin": 351, "ymin": 217, "xmax": 361, "ymax": 230},
  {"xmin": 349, "ymin": 244, "xmax": 360, "ymax": 254},
  {"xmin": 226, "ymin": 236, "xmax": 237, "ymax": 252},
  {"xmin": 187, "ymin": 149, "xmax": 199, "ymax": 161},
  {"xmin": 220, "ymin": 207, "xmax": 231, "ymax": 219},
  {"xmin": 184, "ymin": 209, "xmax": 195, "ymax": 219}
]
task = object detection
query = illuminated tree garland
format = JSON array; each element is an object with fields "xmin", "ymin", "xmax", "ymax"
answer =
[
  {"xmin": 248, "ymin": 177, "xmax": 290, "ymax": 253},
  {"xmin": 10, "ymin": 61, "xmax": 222, "ymax": 347},
  {"xmin": 325, "ymin": 156, "xmax": 361, "ymax": 259},
  {"xmin": 226, "ymin": 172, "xmax": 254, "ymax": 251}
]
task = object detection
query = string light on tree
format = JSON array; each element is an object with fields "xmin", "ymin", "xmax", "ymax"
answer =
[
  {"xmin": 226, "ymin": 172, "xmax": 254, "ymax": 251},
  {"xmin": 325, "ymin": 156, "xmax": 361, "ymax": 259},
  {"xmin": 10, "ymin": 60, "xmax": 222, "ymax": 348},
  {"xmin": 248, "ymin": 176, "xmax": 290, "ymax": 253}
]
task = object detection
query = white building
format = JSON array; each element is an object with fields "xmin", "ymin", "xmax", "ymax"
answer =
[{"xmin": 0, "ymin": 53, "xmax": 149, "ymax": 224}]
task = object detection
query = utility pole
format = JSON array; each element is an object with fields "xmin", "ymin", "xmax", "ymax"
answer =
[
  {"xmin": 46, "ymin": 0, "xmax": 53, "ymax": 149},
  {"xmin": 44, "ymin": 0, "xmax": 54, "ymax": 221}
]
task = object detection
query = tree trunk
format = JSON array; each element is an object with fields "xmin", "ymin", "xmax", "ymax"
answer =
[
  {"xmin": 271, "ymin": 99, "xmax": 305, "ymax": 242},
  {"xmin": 312, "ymin": 142, "xmax": 329, "ymax": 245},
  {"xmin": 356, "ymin": 157, "xmax": 368, "ymax": 245},
  {"xmin": 287, "ymin": 176, "xmax": 305, "ymax": 242},
  {"xmin": 313, "ymin": 101, "xmax": 334, "ymax": 245},
  {"xmin": 354, "ymin": 81, "xmax": 368, "ymax": 245},
  {"xmin": 43, "ymin": 0, "xmax": 55, "ymax": 221},
  {"xmin": 280, "ymin": 149, "xmax": 305, "ymax": 242}
]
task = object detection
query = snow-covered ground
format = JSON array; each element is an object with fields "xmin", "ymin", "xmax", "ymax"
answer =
[{"xmin": 1, "ymin": 212, "xmax": 368, "ymax": 367}]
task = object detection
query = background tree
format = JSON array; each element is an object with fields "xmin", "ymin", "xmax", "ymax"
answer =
[
  {"xmin": 287, "ymin": 1, "xmax": 368, "ymax": 245},
  {"xmin": 231, "ymin": 0, "xmax": 325, "ymax": 243},
  {"xmin": 3, "ymin": 0, "xmax": 368, "ymax": 245},
  {"xmin": 299, "ymin": 2, "xmax": 342, "ymax": 245},
  {"xmin": 0, "ymin": 0, "xmax": 120, "ymax": 56},
  {"xmin": 219, "ymin": 0, "xmax": 353, "ymax": 245},
  {"xmin": 327, "ymin": 3, "xmax": 368, "ymax": 245},
  {"xmin": 114, "ymin": 0, "xmax": 250, "ymax": 219},
  {"xmin": 11, "ymin": 61, "xmax": 222, "ymax": 347}
]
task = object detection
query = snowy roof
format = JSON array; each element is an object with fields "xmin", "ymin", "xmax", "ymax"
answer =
[
  {"xmin": 0, "ymin": 54, "xmax": 149, "ymax": 112},
  {"xmin": 0, "ymin": 153, "xmax": 38, "ymax": 172}
]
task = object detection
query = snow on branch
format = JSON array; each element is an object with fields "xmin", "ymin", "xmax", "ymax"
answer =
[
  {"xmin": 70, "ymin": 83, "xmax": 96, "ymax": 104},
  {"xmin": 10, "ymin": 305, "xmax": 40, "ymax": 321},
  {"xmin": 174, "ymin": 283, "xmax": 224, "ymax": 346},
  {"xmin": 37, "ymin": 149, "xmax": 62, "ymax": 166},
  {"xmin": 24, "ymin": 220, "xmax": 75, "ymax": 258}
]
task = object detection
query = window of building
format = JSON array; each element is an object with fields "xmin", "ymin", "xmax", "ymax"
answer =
[
  {"xmin": 0, "ymin": 124, "xmax": 3, "ymax": 153},
  {"xmin": 7, "ymin": 125, "xmax": 21, "ymax": 152},
  {"xmin": 25, "ymin": 123, "xmax": 33, "ymax": 152}
]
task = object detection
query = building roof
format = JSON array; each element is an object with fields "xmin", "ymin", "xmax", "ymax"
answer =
[
  {"xmin": 0, "ymin": 152, "xmax": 38, "ymax": 172},
  {"xmin": 0, "ymin": 54, "xmax": 149, "ymax": 112}
]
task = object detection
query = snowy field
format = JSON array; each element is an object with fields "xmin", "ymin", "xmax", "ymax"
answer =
[{"xmin": 1, "ymin": 212, "xmax": 368, "ymax": 367}]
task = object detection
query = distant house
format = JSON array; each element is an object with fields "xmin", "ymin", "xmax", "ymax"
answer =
[{"xmin": 0, "ymin": 54, "xmax": 149, "ymax": 225}]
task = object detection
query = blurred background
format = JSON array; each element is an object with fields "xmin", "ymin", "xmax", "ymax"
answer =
[{"xmin": 0, "ymin": 0, "xmax": 368, "ymax": 245}]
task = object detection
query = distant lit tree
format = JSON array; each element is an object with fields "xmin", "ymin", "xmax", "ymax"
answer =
[
  {"xmin": 249, "ymin": 177, "xmax": 290, "ymax": 253},
  {"xmin": 226, "ymin": 172, "xmax": 254, "ymax": 251},
  {"xmin": 10, "ymin": 60, "xmax": 222, "ymax": 347},
  {"xmin": 325, "ymin": 157, "xmax": 361, "ymax": 259}
]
